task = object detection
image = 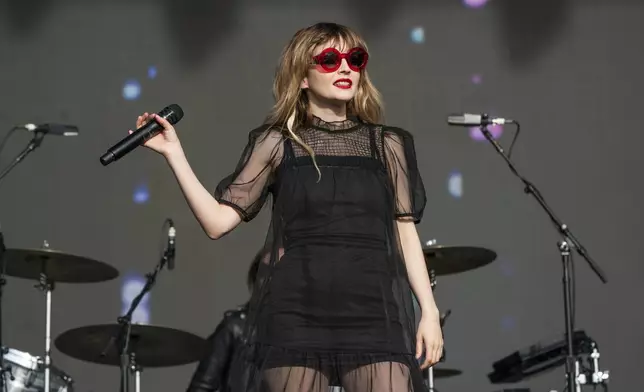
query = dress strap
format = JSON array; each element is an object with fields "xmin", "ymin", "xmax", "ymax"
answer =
[
  {"xmin": 283, "ymin": 137, "xmax": 296, "ymax": 163},
  {"xmin": 368, "ymin": 125, "xmax": 380, "ymax": 160}
]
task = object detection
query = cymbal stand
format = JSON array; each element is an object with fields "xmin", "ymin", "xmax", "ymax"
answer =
[
  {"xmin": 35, "ymin": 241, "xmax": 54, "ymax": 392},
  {"xmin": 129, "ymin": 353, "xmax": 142, "ymax": 392},
  {"xmin": 0, "ymin": 227, "xmax": 6, "ymax": 392},
  {"xmin": 423, "ymin": 238, "xmax": 449, "ymax": 392},
  {"xmin": 423, "ymin": 309, "xmax": 451, "ymax": 392},
  {"xmin": 425, "ymin": 367, "xmax": 436, "ymax": 392},
  {"xmin": 103, "ymin": 225, "xmax": 174, "ymax": 392},
  {"xmin": 426, "ymin": 267, "xmax": 437, "ymax": 392},
  {"xmin": 0, "ymin": 129, "xmax": 46, "ymax": 392},
  {"xmin": 477, "ymin": 116, "xmax": 608, "ymax": 392}
]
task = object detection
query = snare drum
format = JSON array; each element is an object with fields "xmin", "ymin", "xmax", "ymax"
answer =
[{"xmin": 1, "ymin": 347, "xmax": 74, "ymax": 392}]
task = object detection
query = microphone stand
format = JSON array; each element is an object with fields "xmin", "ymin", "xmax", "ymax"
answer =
[
  {"xmin": 477, "ymin": 115, "xmax": 608, "ymax": 392},
  {"xmin": 102, "ymin": 240, "xmax": 174, "ymax": 392},
  {"xmin": 0, "ymin": 130, "xmax": 45, "ymax": 392},
  {"xmin": 0, "ymin": 131, "xmax": 46, "ymax": 184}
]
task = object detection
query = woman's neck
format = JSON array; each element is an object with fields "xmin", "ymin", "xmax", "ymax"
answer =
[{"xmin": 307, "ymin": 95, "xmax": 347, "ymax": 123}]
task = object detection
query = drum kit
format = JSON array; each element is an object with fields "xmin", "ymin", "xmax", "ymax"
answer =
[
  {"xmin": 1, "ymin": 235, "xmax": 607, "ymax": 392},
  {"xmin": 0, "ymin": 240, "xmax": 207, "ymax": 392}
]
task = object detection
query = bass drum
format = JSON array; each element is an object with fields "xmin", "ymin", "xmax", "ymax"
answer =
[{"xmin": 1, "ymin": 347, "xmax": 74, "ymax": 392}]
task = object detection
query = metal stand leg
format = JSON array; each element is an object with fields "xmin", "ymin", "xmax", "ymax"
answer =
[
  {"xmin": 134, "ymin": 368, "xmax": 141, "ymax": 392},
  {"xmin": 130, "ymin": 354, "xmax": 142, "ymax": 392},
  {"xmin": 33, "ymin": 241, "xmax": 55, "ymax": 392},
  {"xmin": 38, "ymin": 276, "xmax": 53, "ymax": 392},
  {"xmin": 574, "ymin": 343, "xmax": 610, "ymax": 392},
  {"xmin": 590, "ymin": 345, "xmax": 609, "ymax": 385},
  {"xmin": 427, "ymin": 366, "xmax": 435, "ymax": 391},
  {"xmin": 424, "ymin": 239, "xmax": 442, "ymax": 392}
]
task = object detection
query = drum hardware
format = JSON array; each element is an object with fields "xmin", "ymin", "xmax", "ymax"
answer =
[
  {"xmin": 0, "ymin": 228, "xmax": 6, "ymax": 392},
  {"xmin": 487, "ymin": 330, "xmax": 609, "ymax": 391},
  {"xmin": 423, "ymin": 308, "xmax": 454, "ymax": 392},
  {"xmin": 423, "ymin": 366, "xmax": 462, "ymax": 388},
  {"xmin": 67, "ymin": 224, "xmax": 179, "ymax": 392},
  {"xmin": 38, "ymin": 241, "xmax": 54, "ymax": 392},
  {"xmin": 0, "ymin": 125, "xmax": 60, "ymax": 392},
  {"xmin": 422, "ymin": 240, "xmax": 462, "ymax": 392},
  {"xmin": 423, "ymin": 243, "xmax": 497, "ymax": 278},
  {"xmin": 1, "ymin": 347, "xmax": 74, "ymax": 391},
  {"xmin": 425, "ymin": 239, "xmax": 438, "ymax": 290},
  {"xmin": 547, "ymin": 342, "xmax": 609, "ymax": 392},
  {"xmin": 425, "ymin": 363, "xmax": 462, "ymax": 391},
  {"xmin": 0, "ymin": 244, "xmax": 119, "ymax": 392},
  {"xmin": 470, "ymin": 117, "xmax": 609, "ymax": 392},
  {"xmin": 130, "ymin": 354, "xmax": 141, "ymax": 392},
  {"xmin": 0, "ymin": 124, "xmax": 85, "ymax": 391},
  {"xmin": 424, "ymin": 239, "xmax": 496, "ymax": 298},
  {"xmin": 113, "ymin": 224, "xmax": 173, "ymax": 392},
  {"xmin": 54, "ymin": 324, "xmax": 206, "ymax": 392},
  {"xmin": 422, "ymin": 239, "xmax": 494, "ymax": 391}
]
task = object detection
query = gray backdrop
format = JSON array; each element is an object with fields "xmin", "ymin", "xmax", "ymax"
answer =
[{"xmin": 0, "ymin": 0, "xmax": 642, "ymax": 391}]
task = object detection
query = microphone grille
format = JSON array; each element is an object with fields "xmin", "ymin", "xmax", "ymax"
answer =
[
  {"xmin": 160, "ymin": 104, "xmax": 184, "ymax": 125},
  {"xmin": 447, "ymin": 115, "xmax": 463, "ymax": 124}
]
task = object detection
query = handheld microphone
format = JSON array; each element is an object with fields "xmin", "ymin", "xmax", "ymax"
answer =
[
  {"xmin": 99, "ymin": 104, "xmax": 184, "ymax": 166},
  {"xmin": 19, "ymin": 123, "xmax": 79, "ymax": 136},
  {"xmin": 167, "ymin": 222, "xmax": 176, "ymax": 271},
  {"xmin": 447, "ymin": 113, "xmax": 513, "ymax": 126}
]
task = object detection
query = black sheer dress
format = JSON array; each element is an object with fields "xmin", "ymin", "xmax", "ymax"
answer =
[{"xmin": 214, "ymin": 116, "xmax": 428, "ymax": 392}]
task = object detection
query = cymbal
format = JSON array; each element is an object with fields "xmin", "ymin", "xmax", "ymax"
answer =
[
  {"xmin": 55, "ymin": 324, "xmax": 206, "ymax": 368},
  {"xmin": 423, "ymin": 245, "xmax": 497, "ymax": 276},
  {"xmin": 0, "ymin": 248, "xmax": 119, "ymax": 283},
  {"xmin": 423, "ymin": 367, "xmax": 463, "ymax": 379}
]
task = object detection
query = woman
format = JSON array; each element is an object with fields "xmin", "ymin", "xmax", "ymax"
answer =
[{"xmin": 134, "ymin": 22, "xmax": 442, "ymax": 392}]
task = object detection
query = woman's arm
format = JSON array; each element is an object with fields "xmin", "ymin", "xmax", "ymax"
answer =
[
  {"xmin": 396, "ymin": 220, "xmax": 439, "ymax": 319},
  {"xmin": 166, "ymin": 148, "xmax": 241, "ymax": 239},
  {"xmin": 398, "ymin": 219, "xmax": 444, "ymax": 368},
  {"xmin": 132, "ymin": 113, "xmax": 242, "ymax": 240}
]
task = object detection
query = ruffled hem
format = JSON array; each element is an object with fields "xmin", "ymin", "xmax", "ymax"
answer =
[{"xmin": 227, "ymin": 343, "xmax": 428, "ymax": 392}]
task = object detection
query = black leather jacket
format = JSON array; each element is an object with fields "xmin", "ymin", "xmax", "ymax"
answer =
[{"xmin": 186, "ymin": 304, "xmax": 248, "ymax": 392}]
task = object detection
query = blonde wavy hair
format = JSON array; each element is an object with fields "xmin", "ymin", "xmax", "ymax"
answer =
[{"xmin": 265, "ymin": 22, "xmax": 385, "ymax": 179}]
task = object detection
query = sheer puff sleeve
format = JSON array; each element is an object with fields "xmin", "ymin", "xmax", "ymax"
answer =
[
  {"xmin": 214, "ymin": 125, "xmax": 284, "ymax": 222},
  {"xmin": 383, "ymin": 127, "xmax": 427, "ymax": 224}
]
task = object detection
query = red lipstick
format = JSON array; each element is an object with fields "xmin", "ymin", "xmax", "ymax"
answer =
[{"xmin": 333, "ymin": 79, "xmax": 352, "ymax": 89}]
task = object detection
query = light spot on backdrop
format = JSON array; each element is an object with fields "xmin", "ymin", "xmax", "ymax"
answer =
[
  {"xmin": 133, "ymin": 183, "xmax": 149, "ymax": 204},
  {"xmin": 121, "ymin": 274, "xmax": 151, "ymax": 324},
  {"xmin": 122, "ymin": 79, "xmax": 141, "ymax": 101},
  {"xmin": 471, "ymin": 74, "xmax": 482, "ymax": 85},
  {"xmin": 148, "ymin": 66, "xmax": 157, "ymax": 79},
  {"xmin": 410, "ymin": 27, "xmax": 424, "ymax": 44},
  {"xmin": 463, "ymin": 0, "xmax": 489, "ymax": 9},
  {"xmin": 501, "ymin": 315, "xmax": 516, "ymax": 332},
  {"xmin": 448, "ymin": 171, "xmax": 463, "ymax": 199},
  {"xmin": 469, "ymin": 124, "xmax": 503, "ymax": 141},
  {"xmin": 499, "ymin": 260, "xmax": 514, "ymax": 277}
]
